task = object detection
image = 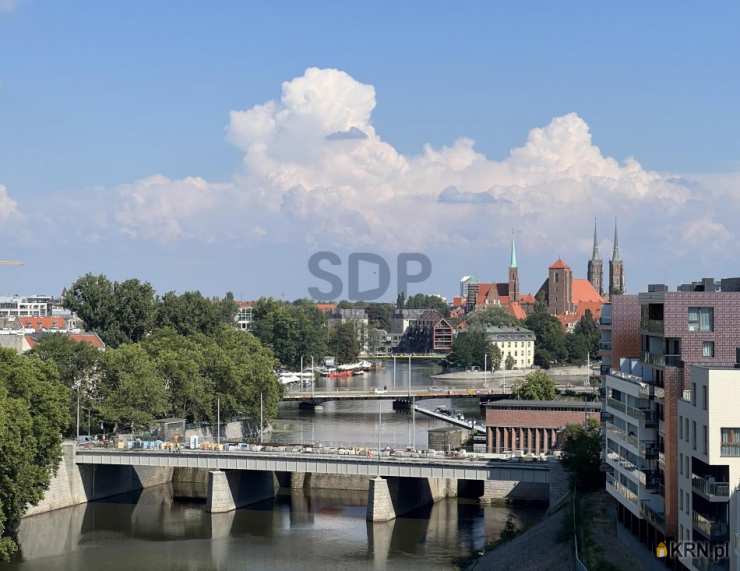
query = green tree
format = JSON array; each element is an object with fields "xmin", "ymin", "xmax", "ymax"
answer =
[
  {"xmin": 63, "ymin": 274, "xmax": 156, "ymax": 347},
  {"xmin": 98, "ymin": 344, "xmax": 168, "ymax": 431},
  {"xmin": 366, "ymin": 303, "xmax": 395, "ymax": 331},
  {"xmin": 405, "ymin": 293, "xmax": 449, "ymax": 316},
  {"xmin": 490, "ymin": 344, "xmax": 503, "ymax": 370},
  {"xmin": 512, "ymin": 370, "xmax": 556, "ymax": 400},
  {"xmin": 328, "ymin": 322, "xmax": 360, "ymax": 364},
  {"xmin": 203, "ymin": 327, "xmax": 279, "ymax": 420},
  {"xmin": 0, "ymin": 349, "xmax": 69, "ymax": 560},
  {"xmin": 142, "ymin": 329, "xmax": 214, "ymax": 422},
  {"xmin": 561, "ymin": 418, "xmax": 603, "ymax": 490},
  {"xmin": 155, "ymin": 291, "xmax": 231, "ymax": 337},
  {"xmin": 251, "ymin": 298, "xmax": 327, "ymax": 369},
  {"xmin": 29, "ymin": 334, "xmax": 102, "ymax": 435},
  {"xmin": 572, "ymin": 309, "xmax": 600, "ymax": 359},
  {"xmin": 524, "ymin": 311, "xmax": 568, "ymax": 368},
  {"xmin": 447, "ymin": 330, "xmax": 493, "ymax": 369},
  {"xmin": 505, "ymin": 354, "xmax": 516, "ymax": 370},
  {"xmin": 467, "ymin": 306, "xmax": 520, "ymax": 330},
  {"xmin": 566, "ymin": 332, "xmax": 591, "ymax": 365}
]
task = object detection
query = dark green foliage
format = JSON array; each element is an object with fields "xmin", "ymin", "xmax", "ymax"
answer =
[
  {"xmin": 155, "ymin": 291, "xmax": 237, "ymax": 337},
  {"xmin": 0, "ymin": 349, "xmax": 69, "ymax": 560},
  {"xmin": 490, "ymin": 344, "xmax": 502, "ymax": 370},
  {"xmin": 328, "ymin": 322, "xmax": 360, "ymax": 364},
  {"xmin": 447, "ymin": 330, "xmax": 493, "ymax": 369},
  {"xmin": 29, "ymin": 334, "xmax": 101, "ymax": 435},
  {"xmin": 366, "ymin": 303, "xmax": 394, "ymax": 331},
  {"xmin": 512, "ymin": 370, "xmax": 557, "ymax": 400},
  {"xmin": 63, "ymin": 274, "xmax": 235, "ymax": 348},
  {"xmin": 251, "ymin": 298, "xmax": 328, "ymax": 369},
  {"xmin": 396, "ymin": 323, "xmax": 433, "ymax": 353},
  {"xmin": 466, "ymin": 306, "xmax": 521, "ymax": 330},
  {"xmin": 524, "ymin": 311, "xmax": 568, "ymax": 368},
  {"xmin": 404, "ymin": 293, "xmax": 448, "ymax": 316},
  {"xmin": 561, "ymin": 418, "xmax": 603, "ymax": 491}
]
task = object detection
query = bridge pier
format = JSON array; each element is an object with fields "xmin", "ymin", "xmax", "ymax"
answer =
[
  {"xmin": 366, "ymin": 476, "xmax": 458, "ymax": 522},
  {"xmin": 392, "ymin": 399, "xmax": 410, "ymax": 411},
  {"xmin": 206, "ymin": 469, "xmax": 276, "ymax": 513}
]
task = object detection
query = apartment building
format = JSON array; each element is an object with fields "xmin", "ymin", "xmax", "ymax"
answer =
[
  {"xmin": 0, "ymin": 295, "xmax": 53, "ymax": 318},
  {"xmin": 676, "ymin": 365, "xmax": 739, "ymax": 571},
  {"xmin": 602, "ymin": 277, "xmax": 740, "ymax": 562},
  {"xmin": 484, "ymin": 326, "xmax": 535, "ymax": 369},
  {"xmin": 235, "ymin": 301, "xmax": 254, "ymax": 331}
]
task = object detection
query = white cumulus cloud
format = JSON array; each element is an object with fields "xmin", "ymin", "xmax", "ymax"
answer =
[
  {"xmin": 0, "ymin": 185, "xmax": 20, "ymax": 222},
  {"xmin": 108, "ymin": 66, "xmax": 737, "ymax": 265}
]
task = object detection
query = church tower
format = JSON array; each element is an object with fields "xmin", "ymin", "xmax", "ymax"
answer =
[
  {"xmin": 587, "ymin": 219, "xmax": 603, "ymax": 296},
  {"xmin": 609, "ymin": 219, "xmax": 625, "ymax": 297},
  {"xmin": 508, "ymin": 237, "xmax": 519, "ymax": 302}
]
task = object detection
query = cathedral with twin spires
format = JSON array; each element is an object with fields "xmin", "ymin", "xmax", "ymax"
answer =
[{"xmin": 587, "ymin": 219, "xmax": 625, "ymax": 299}]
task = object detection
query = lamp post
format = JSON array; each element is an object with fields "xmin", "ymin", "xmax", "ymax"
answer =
[
  {"xmin": 377, "ymin": 400, "xmax": 382, "ymax": 474},
  {"xmin": 216, "ymin": 396, "xmax": 220, "ymax": 446}
]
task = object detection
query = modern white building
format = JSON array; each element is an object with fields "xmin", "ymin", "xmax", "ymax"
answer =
[
  {"xmin": 0, "ymin": 295, "xmax": 53, "ymax": 318},
  {"xmin": 235, "ymin": 301, "xmax": 254, "ymax": 332},
  {"xmin": 676, "ymin": 365, "xmax": 740, "ymax": 571},
  {"xmin": 603, "ymin": 359, "xmax": 665, "ymax": 537},
  {"xmin": 484, "ymin": 326, "xmax": 535, "ymax": 369}
]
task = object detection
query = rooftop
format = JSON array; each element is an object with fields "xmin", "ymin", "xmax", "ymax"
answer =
[{"xmin": 487, "ymin": 400, "xmax": 601, "ymax": 410}]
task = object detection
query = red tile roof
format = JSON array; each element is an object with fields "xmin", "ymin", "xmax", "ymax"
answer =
[
  {"xmin": 236, "ymin": 301, "xmax": 255, "ymax": 309},
  {"xmin": 508, "ymin": 302, "xmax": 527, "ymax": 321},
  {"xmin": 315, "ymin": 303, "xmax": 337, "ymax": 313},
  {"xmin": 18, "ymin": 316, "xmax": 66, "ymax": 330},
  {"xmin": 518, "ymin": 293, "xmax": 536, "ymax": 304},
  {"xmin": 549, "ymin": 258, "xmax": 570, "ymax": 270},
  {"xmin": 571, "ymin": 279, "xmax": 604, "ymax": 305},
  {"xmin": 68, "ymin": 333, "xmax": 105, "ymax": 349}
]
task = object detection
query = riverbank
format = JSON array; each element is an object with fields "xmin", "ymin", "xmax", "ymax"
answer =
[{"xmin": 432, "ymin": 365, "xmax": 591, "ymax": 382}]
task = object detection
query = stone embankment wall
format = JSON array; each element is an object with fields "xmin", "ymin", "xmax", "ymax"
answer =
[{"xmin": 24, "ymin": 442, "xmax": 172, "ymax": 518}]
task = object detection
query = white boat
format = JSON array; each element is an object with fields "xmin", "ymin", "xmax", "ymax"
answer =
[{"xmin": 278, "ymin": 372, "xmax": 301, "ymax": 385}]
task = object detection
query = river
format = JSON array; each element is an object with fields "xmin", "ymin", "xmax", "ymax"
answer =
[{"xmin": 2, "ymin": 362, "xmax": 547, "ymax": 570}]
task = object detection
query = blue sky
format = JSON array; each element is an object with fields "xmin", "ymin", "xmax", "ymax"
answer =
[{"xmin": 1, "ymin": 2, "xmax": 739, "ymax": 300}]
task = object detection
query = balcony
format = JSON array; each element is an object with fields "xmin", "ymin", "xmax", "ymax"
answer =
[
  {"xmin": 641, "ymin": 319, "xmax": 664, "ymax": 335},
  {"xmin": 606, "ymin": 423, "xmax": 639, "ymax": 448},
  {"xmin": 693, "ymin": 512, "xmax": 728, "ymax": 540},
  {"xmin": 682, "ymin": 389, "xmax": 693, "ymax": 403},
  {"xmin": 692, "ymin": 476, "xmax": 730, "ymax": 501},
  {"xmin": 606, "ymin": 473, "xmax": 638, "ymax": 504},
  {"xmin": 640, "ymin": 502, "xmax": 665, "ymax": 531},
  {"xmin": 599, "ymin": 342, "xmax": 612, "ymax": 351},
  {"xmin": 642, "ymin": 352, "xmax": 683, "ymax": 368},
  {"xmin": 720, "ymin": 444, "xmax": 740, "ymax": 457}
]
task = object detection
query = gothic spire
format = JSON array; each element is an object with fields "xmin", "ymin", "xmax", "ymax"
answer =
[
  {"xmin": 510, "ymin": 236, "xmax": 517, "ymax": 268},
  {"xmin": 591, "ymin": 218, "xmax": 600, "ymax": 260},
  {"xmin": 612, "ymin": 218, "xmax": 621, "ymax": 261}
]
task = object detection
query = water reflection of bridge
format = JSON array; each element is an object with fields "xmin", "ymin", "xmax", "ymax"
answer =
[{"xmin": 16, "ymin": 484, "xmax": 537, "ymax": 567}]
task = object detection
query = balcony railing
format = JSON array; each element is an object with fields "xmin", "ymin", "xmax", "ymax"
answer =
[
  {"xmin": 606, "ymin": 473, "xmax": 638, "ymax": 504},
  {"xmin": 693, "ymin": 512, "xmax": 728, "ymax": 540},
  {"xmin": 640, "ymin": 502, "xmax": 665, "ymax": 530},
  {"xmin": 607, "ymin": 398, "xmax": 626, "ymax": 414},
  {"xmin": 641, "ymin": 319, "xmax": 664, "ymax": 335},
  {"xmin": 692, "ymin": 476, "xmax": 730, "ymax": 498},
  {"xmin": 720, "ymin": 444, "xmax": 740, "ymax": 457},
  {"xmin": 682, "ymin": 389, "xmax": 693, "ymax": 403},
  {"xmin": 606, "ymin": 423, "xmax": 639, "ymax": 448}
]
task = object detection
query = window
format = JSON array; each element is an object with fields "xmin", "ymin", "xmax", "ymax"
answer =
[
  {"xmin": 685, "ymin": 418, "xmax": 690, "ymax": 442},
  {"xmin": 679, "ymin": 452, "xmax": 683, "ymax": 475},
  {"xmin": 692, "ymin": 382, "xmax": 697, "ymax": 405},
  {"xmin": 703, "ymin": 425, "xmax": 708, "ymax": 455},
  {"xmin": 721, "ymin": 428, "xmax": 740, "ymax": 456},
  {"xmin": 703, "ymin": 341, "xmax": 715, "ymax": 358},
  {"xmin": 679, "ymin": 416, "xmax": 683, "ymax": 439},
  {"xmin": 702, "ymin": 385, "xmax": 708, "ymax": 410},
  {"xmin": 692, "ymin": 421, "xmax": 697, "ymax": 450},
  {"xmin": 680, "ymin": 490, "xmax": 684, "ymax": 512},
  {"xmin": 688, "ymin": 307, "xmax": 714, "ymax": 332}
]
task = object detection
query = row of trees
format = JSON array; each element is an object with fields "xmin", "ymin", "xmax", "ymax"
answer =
[
  {"xmin": 250, "ymin": 299, "xmax": 360, "ymax": 367},
  {"xmin": 63, "ymin": 274, "xmax": 238, "ymax": 347},
  {"xmin": 30, "ymin": 327, "xmax": 279, "ymax": 433},
  {"xmin": 0, "ymin": 350, "xmax": 69, "ymax": 560}
]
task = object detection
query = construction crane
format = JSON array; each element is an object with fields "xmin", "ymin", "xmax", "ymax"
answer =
[{"xmin": 0, "ymin": 260, "xmax": 24, "ymax": 266}]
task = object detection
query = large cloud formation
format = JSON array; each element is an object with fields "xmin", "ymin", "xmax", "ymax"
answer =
[
  {"xmin": 98, "ymin": 67, "xmax": 734, "ymax": 262},
  {"xmin": 0, "ymin": 185, "xmax": 19, "ymax": 223}
]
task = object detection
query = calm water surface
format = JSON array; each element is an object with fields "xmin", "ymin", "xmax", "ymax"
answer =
[{"xmin": 3, "ymin": 362, "xmax": 547, "ymax": 570}]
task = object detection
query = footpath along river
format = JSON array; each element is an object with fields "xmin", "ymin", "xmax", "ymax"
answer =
[{"xmin": 3, "ymin": 362, "xmax": 549, "ymax": 570}]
